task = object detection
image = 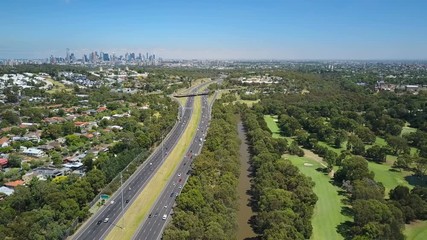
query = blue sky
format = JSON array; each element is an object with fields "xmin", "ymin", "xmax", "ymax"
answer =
[{"xmin": 1, "ymin": 0, "xmax": 426, "ymax": 59}]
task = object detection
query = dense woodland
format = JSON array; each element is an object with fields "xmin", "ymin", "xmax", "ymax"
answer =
[
  {"xmin": 164, "ymin": 100, "xmax": 240, "ymax": 240},
  {"xmin": 241, "ymin": 107, "xmax": 317, "ymax": 240}
]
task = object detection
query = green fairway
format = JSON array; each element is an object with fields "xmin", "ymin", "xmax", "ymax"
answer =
[
  {"xmin": 285, "ymin": 155, "xmax": 350, "ymax": 240},
  {"xmin": 318, "ymin": 141, "xmax": 346, "ymax": 154},
  {"xmin": 264, "ymin": 115, "xmax": 281, "ymax": 138},
  {"xmin": 374, "ymin": 136, "xmax": 387, "ymax": 147},
  {"xmin": 405, "ymin": 221, "xmax": 427, "ymax": 240},
  {"xmin": 367, "ymin": 161, "xmax": 412, "ymax": 195},
  {"xmin": 401, "ymin": 125, "xmax": 417, "ymax": 137}
]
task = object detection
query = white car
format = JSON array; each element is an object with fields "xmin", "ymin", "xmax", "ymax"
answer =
[
  {"xmin": 162, "ymin": 214, "xmax": 167, "ymax": 220},
  {"xmin": 104, "ymin": 218, "xmax": 109, "ymax": 223}
]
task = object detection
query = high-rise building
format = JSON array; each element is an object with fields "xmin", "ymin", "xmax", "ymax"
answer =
[
  {"xmin": 103, "ymin": 53, "xmax": 110, "ymax": 61},
  {"xmin": 66, "ymin": 48, "xmax": 70, "ymax": 63}
]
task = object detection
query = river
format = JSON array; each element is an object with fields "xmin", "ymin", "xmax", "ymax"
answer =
[{"xmin": 236, "ymin": 121, "xmax": 257, "ymax": 240}]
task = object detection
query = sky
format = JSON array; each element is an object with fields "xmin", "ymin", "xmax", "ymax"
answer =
[{"xmin": 0, "ymin": 0, "xmax": 427, "ymax": 60}]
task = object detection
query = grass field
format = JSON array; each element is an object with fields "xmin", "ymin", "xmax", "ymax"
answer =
[
  {"xmin": 46, "ymin": 78, "xmax": 71, "ymax": 93},
  {"xmin": 367, "ymin": 161, "xmax": 412, "ymax": 195},
  {"xmin": 405, "ymin": 221, "xmax": 427, "ymax": 240},
  {"xmin": 106, "ymin": 96, "xmax": 202, "ymax": 240},
  {"xmin": 285, "ymin": 155, "xmax": 351, "ymax": 240},
  {"xmin": 233, "ymin": 93, "xmax": 259, "ymax": 107}
]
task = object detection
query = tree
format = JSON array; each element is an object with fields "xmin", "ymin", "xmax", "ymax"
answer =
[
  {"xmin": 353, "ymin": 199, "xmax": 404, "ymax": 240},
  {"xmin": 50, "ymin": 151, "xmax": 62, "ymax": 166},
  {"xmin": 7, "ymin": 154, "xmax": 22, "ymax": 168},
  {"xmin": 352, "ymin": 178, "xmax": 385, "ymax": 200},
  {"xmin": 365, "ymin": 145, "xmax": 387, "ymax": 163},
  {"xmin": 386, "ymin": 135, "xmax": 409, "ymax": 155},
  {"xmin": 355, "ymin": 126, "xmax": 376, "ymax": 144},
  {"xmin": 347, "ymin": 135, "xmax": 365, "ymax": 156},
  {"xmin": 393, "ymin": 154, "xmax": 413, "ymax": 171},
  {"xmin": 86, "ymin": 169, "xmax": 106, "ymax": 194},
  {"xmin": 82, "ymin": 153, "xmax": 94, "ymax": 171},
  {"xmin": 415, "ymin": 156, "xmax": 427, "ymax": 177},
  {"xmin": 2, "ymin": 110, "xmax": 21, "ymax": 125},
  {"xmin": 278, "ymin": 115, "xmax": 302, "ymax": 136},
  {"xmin": 335, "ymin": 156, "xmax": 374, "ymax": 183}
]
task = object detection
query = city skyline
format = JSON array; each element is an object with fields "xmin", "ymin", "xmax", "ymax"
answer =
[{"xmin": 1, "ymin": 0, "xmax": 427, "ymax": 60}]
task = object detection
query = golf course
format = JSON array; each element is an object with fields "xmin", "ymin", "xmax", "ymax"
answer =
[{"xmin": 265, "ymin": 115, "xmax": 350, "ymax": 240}]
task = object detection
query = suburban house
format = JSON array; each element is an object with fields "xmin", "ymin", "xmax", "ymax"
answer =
[
  {"xmin": 0, "ymin": 186, "xmax": 14, "ymax": 196},
  {"xmin": 0, "ymin": 158, "xmax": 8, "ymax": 168},
  {"xmin": 43, "ymin": 117, "xmax": 66, "ymax": 124},
  {"xmin": 4, "ymin": 180, "xmax": 25, "ymax": 188},
  {"xmin": 0, "ymin": 137, "xmax": 9, "ymax": 147},
  {"xmin": 22, "ymin": 171, "xmax": 46, "ymax": 184},
  {"xmin": 22, "ymin": 148, "xmax": 46, "ymax": 158}
]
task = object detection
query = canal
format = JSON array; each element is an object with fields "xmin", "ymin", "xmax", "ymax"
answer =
[{"xmin": 236, "ymin": 121, "xmax": 257, "ymax": 240}]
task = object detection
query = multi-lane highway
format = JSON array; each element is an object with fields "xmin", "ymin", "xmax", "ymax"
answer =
[
  {"xmin": 132, "ymin": 93, "xmax": 211, "ymax": 240},
  {"xmin": 72, "ymin": 83, "xmax": 210, "ymax": 240}
]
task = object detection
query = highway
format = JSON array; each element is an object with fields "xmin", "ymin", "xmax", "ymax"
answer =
[
  {"xmin": 72, "ymin": 83, "xmax": 209, "ymax": 240},
  {"xmin": 132, "ymin": 93, "xmax": 212, "ymax": 240}
]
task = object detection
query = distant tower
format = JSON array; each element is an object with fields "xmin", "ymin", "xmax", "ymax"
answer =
[{"xmin": 66, "ymin": 48, "xmax": 70, "ymax": 63}]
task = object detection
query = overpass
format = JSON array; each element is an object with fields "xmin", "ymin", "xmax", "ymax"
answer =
[{"xmin": 173, "ymin": 90, "xmax": 210, "ymax": 98}]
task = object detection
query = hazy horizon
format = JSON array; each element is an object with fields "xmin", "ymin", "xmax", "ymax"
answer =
[{"xmin": 1, "ymin": 0, "xmax": 427, "ymax": 60}]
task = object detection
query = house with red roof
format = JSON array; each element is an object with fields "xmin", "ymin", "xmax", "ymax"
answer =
[
  {"xmin": 0, "ymin": 158, "xmax": 8, "ymax": 168},
  {"xmin": 97, "ymin": 106, "xmax": 107, "ymax": 112},
  {"xmin": 4, "ymin": 180, "xmax": 25, "ymax": 188}
]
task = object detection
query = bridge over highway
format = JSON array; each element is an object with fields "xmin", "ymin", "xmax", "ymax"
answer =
[{"xmin": 173, "ymin": 90, "xmax": 210, "ymax": 98}]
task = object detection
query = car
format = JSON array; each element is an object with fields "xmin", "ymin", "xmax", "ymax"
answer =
[
  {"xmin": 154, "ymin": 212, "xmax": 159, "ymax": 217},
  {"xmin": 148, "ymin": 213, "xmax": 153, "ymax": 218},
  {"xmin": 164, "ymin": 205, "xmax": 167, "ymax": 208},
  {"xmin": 177, "ymin": 173, "xmax": 181, "ymax": 177},
  {"xmin": 179, "ymin": 178, "xmax": 182, "ymax": 182},
  {"xmin": 110, "ymin": 200, "xmax": 114, "ymax": 204},
  {"xmin": 162, "ymin": 214, "xmax": 167, "ymax": 220},
  {"xmin": 125, "ymin": 199, "xmax": 130, "ymax": 203},
  {"xmin": 97, "ymin": 220, "xmax": 102, "ymax": 225},
  {"xmin": 104, "ymin": 218, "xmax": 109, "ymax": 223},
  {"xmin": 170, "ymin": 192, "xmax": 175, "ymax": 197},
  {"xmin": 179, "ymin": 185, "xmax": 182, "ymax": 189}
]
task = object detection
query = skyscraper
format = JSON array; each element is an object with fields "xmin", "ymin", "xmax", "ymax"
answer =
[{"xmin": 66, "ymin": 48, "xmax": 70, "ymax": 63}]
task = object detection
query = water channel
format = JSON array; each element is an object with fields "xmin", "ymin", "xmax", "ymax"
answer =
[{"xmin": 236, "ymin": 121, "xmax": 257, "ymax": 240}]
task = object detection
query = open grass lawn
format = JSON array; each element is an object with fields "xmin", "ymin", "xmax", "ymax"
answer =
[
  {"xmin": 233, "ymin": 93, "xmax": 259, "ymax": 107},
  {"xmin": 405, "ymin": 220, "xmax": 427, "ymax": 240},
  {"xmin": 106, "ymin": 96, "xmax": 202, "ymax": 240},
  {"xmin": 46, "ymin": 78, "xmax": 71, "ymax": 93},
  {"xmin": 285, "ymin": 155, "xmax": 350, "ymax": 240},
  {"xmin": 367, "ymin": 161, "xmax": 412, "ymax": 195}
]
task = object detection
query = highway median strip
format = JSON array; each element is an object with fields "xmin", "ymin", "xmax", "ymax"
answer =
[{"xmin": 105, "ymin": 96, "xmax": 202, "ymax": 240}]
